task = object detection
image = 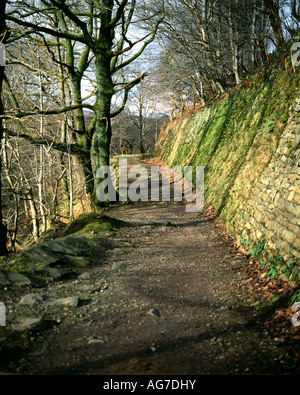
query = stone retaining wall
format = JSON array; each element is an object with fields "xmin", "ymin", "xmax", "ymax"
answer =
[{"xmin": 234, "ymin": 93, "xmax": 300, "ymax": 283}]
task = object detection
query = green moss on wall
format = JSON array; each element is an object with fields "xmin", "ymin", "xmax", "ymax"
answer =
[{"xmin": 157, "ymin": 55, "xmax": 300, "ymax": 238}]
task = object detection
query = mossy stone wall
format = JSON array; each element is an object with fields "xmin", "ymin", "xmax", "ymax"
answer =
[
  {"xmin": 156, "ymin": 58, "xmax": 300, "ymax": 283},
  {"xmin": 234, "ymin": 94, "xmax": 300, "ymax": 283}
]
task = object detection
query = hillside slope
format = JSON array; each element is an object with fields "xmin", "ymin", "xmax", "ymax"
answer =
[{"xmin": 156, "ymin": 51, "xmax": 300, "ymax": 283}]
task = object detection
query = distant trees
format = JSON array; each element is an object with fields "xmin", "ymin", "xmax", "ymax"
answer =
[
  {"xmin": 2, "ymin": 32, "xmax": 84, "ymax": 247},
  {"xmin": 4, "ymin": 0, "xmax": 165, "ymax": 209},
  {"xmin": 0, "ymin": 0, "xmax": 165, "ymax": 253},
  {"xmin": 155, "ymin": 0, "xmax": 299, "ymax": 110},
  {"xmin": 0, "ymin": 0, "xmax": 9, "ymax": 255}
]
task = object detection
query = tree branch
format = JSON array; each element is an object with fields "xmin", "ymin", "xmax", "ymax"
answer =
[
  {"xmin": 292, "ymin": 0, "xmax": 300, "ymax": 22},
  {"xmin": 111, "ymin": 73, "xmax": 148, "ymax": 118},
  {"xmin": 3, "ymin": 128, "xmax": 88, "ymax": 156},
  {"xmin": 46, "ymin": 0, "xmax": 95, "ymax": 47},
  {"xmin": 5, "ymin": 15, "xmax": 90, "ymax": 45},
  {"xmin": 3, "ymin": 103, "xmax": 95, "ymax": 119},
  {"xmin": 113, "ymin": 72, "xmax": 148, "ymax": 94},
  {"xmin": 112, "ymin": 9, "xmax": 165, "ymax": 73},
  {"xmin": 112, "ymin": 31, "xmax": 153, "ymax": 57},
  {"xmin": 110, "ymin": 0, "xmax": 129, "ymax": 28}
]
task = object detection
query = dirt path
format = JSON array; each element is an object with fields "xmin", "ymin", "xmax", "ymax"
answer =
[{"xmin": 1, "ymin": 157, "xmax": 298, "ymax": 375}]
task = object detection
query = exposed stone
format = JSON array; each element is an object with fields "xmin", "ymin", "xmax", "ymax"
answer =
[
  {"xmin": 45, "ymin": 296, "xmax": 80, "ymax": 307},
  {"xmin": 19, "ymin": 293, "xmax": 80, "ymax": 307},
  {"xmin": 290, "ymin": 267, "xmax": 300, "ymax": 284},
  {"xmin": 20, "ymin": 294, "xmax": 46, "ymax": 305},
  {"xmin": 232, "ymin": 91, "xmax": 300, "ymax": 282},
  {"xmin": 12, "ymin": 317, "xmax": 43, "ymax": 332},
  {"xmin": 24, "ymin": 236, "xmax": 104, "ymax": 269},
  {"xmin": 0, "ymin": 271, "xmax": 11, "ymax": 286},
  {"xmin": 38, "ymin": 267, "xmax": 67, "ymax": 279},
  {"xmin": 147, "ymin": 308, "xmax": 160, "ymax": 319},
  {"xmin": 6, "ymin": 273, "xmax": 31, "ymax": 287},
  {"xmin": 111, "ymin": 262, "xmax": 127, "ymax": 271},
  {"xmin": 88, "ymin": 337, "xmax": 106, "ymax": 344},
  {"xmin": 294, "ymin": 238, "xmax": 300, "ymax": 251}
]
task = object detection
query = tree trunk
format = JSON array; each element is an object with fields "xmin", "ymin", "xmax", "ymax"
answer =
[
  {"xmin": 138, "ymin": 103, "xmax": 146, "ymax": 154},
  {"xmin": 92, "ymin": 62, "xmax": 113, "ymax": 206},
  {"xmin": 251, "ymin": 1, "xmax": 257, "ymax": 67},
  {"xmin": 1, "ymin": 136, "xmax": 19, "ymax": 251},
  {"xmin": 37, "ymin": 146, "xmax": 47, "ymax": 233},
  {"xmin": 229, "ymin": 2, "xmax": 242, "ymax": 85},
  {"xmin": 55, "ymin": 12, "xmax": 94, "ymax": 212},
  {"xmin": 292, "ymin": 0, "xmax": 300, "ymax": 22},
  {"xmin": 77, "ymin": 152, "xmax": 94, "ymax": 209},
  {"xmin": 92, "ymin": 2, "xmax": 115, "ymax": 206},
  {"xmin": 0, "ymin": 0, "xmax": 9, "ymax": 255},
  {"xmin": 16, "ymin": 147, "xmax": 40, "ymax": 241},
  {"xmin": 56, "ymin": 43, "xmax": 70, "ymax": 216},
  {"xmin": 68, "ymin": 145, "xmax": 73, "ymax": 221},
  {"xmin": 263, "ymin": 0, "xmax": 284, "ymax": 47},
  {"xmin": 27, "ymin": 192, "xmax": 40, "ymax": 241},
  {"xmin": 38, "ymin": 67, "xmax": 47, "ymax": 233}
]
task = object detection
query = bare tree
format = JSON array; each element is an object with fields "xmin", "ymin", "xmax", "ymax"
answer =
[
  {"xmin": 5, "ymin": 0, "xmax": 165, "ymax": 209},
  {"xmin": 263, "ymin": 0, "xmax": 284, "ymax": 47},
  {"xmin": 292, "ymin": 0, "xmax": 300, "ymax": 21},
  {"xmin": 0, "ymin": 0, "xmax": 9, "ymax": 255}
]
